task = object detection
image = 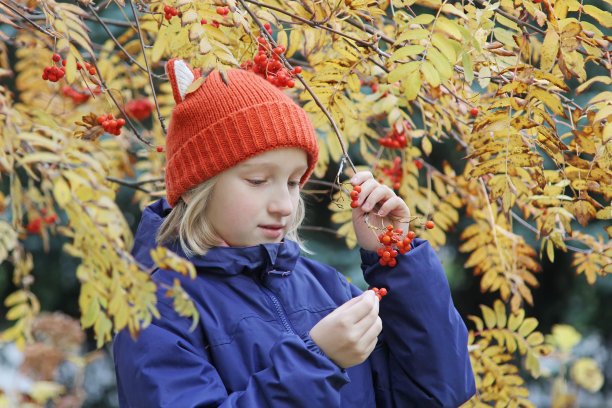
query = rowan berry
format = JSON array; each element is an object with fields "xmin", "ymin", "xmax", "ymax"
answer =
[
  {"xmin": 414, "ymin": 159, "xmax": 423, "ymax": 170},
  {"xmin": 379, "ymin": 288, "xmax": 387, "ymax": 296},
  {"xmin": 201, "ymin": 18, "xmax": 207, "ymax": 24},
  {"xmin": 387, "ymin": 258, "xmax": 397, "ymax": 267},
  {"xmin": 353, "ymin": 185, "xmax": 361, "ymax": 193},
  {"xmin": 52, "ymin": 53, "xmax": 61, "ymax": 62},
  {"xmin": 533, "ymin": 0, "xmax": 541, "ymax": 3},
  {"xmin": 88, "ymin": 67, "xmax": 96, "ymax": 76},
  {"xmin": 27, "ymin": 217, "xmax": 42, "ymax": 234},
  {"xmin": 164, "ymin": 5, "xmax": 171, "ymax": 13},
  {"xmin": 98, "ymin": 113, "xmax": 125, "ymax": 135},
  {"xmin": 426, "ymin": 220, "xmax": 435, "ymax": 229},
  {"xmin": 470, "ymin": 107, "xmax": 479, "ymax": 116},
  {"xmin": 125, "ymin": 98, "xmax": 153, "ymax": 120},
  {"xmin": 350, "ymin": 200, "xmax": 359, "ymax": 208},
  {"xmin": 44, "ymin": 214, "xmax": 58, "ymax": 224},
  {"xmin": 157, "ymin": 146, "xmax": 164, "ymax": 152},
  {"xmin": 350, "ymin": 190, "xmax": 359, "ymax": 199},
  {"xmin": 370, "ymin": 287, "xmax": 388, "ymax": 300}
]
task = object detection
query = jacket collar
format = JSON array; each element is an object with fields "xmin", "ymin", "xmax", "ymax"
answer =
[{"xmin": 167, "ymin": 239, "xmax": 299, "ymax": 278}]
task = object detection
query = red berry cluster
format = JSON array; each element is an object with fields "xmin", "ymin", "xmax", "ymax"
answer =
[
  {"xmin": 376, "ymin": 225, "xmax": 414, "ymax": 267},
  {"xmin": 216, "ymin": 7, "xmax": 230, "ymax": 16},
  {"xmin": 61, "ymin": 85, "xmax": 100, "ymax": 104},
  {"xmin": 379, "ymin": 120, "xmax": 410, "ymax": 149},
  {"xmin": 163, "ymin": 4, "xmax": 179, "ymax": 20},
  {"xmin": 97, "ymin": 113, "xmax": 125, "ymax": 136},
  {"xmin": 377, "ymin": 157, "xmax": 403, "ymax": 190},
  {"xmin": 42, "ymin": 54, "xmax": 65, "ymax": 82},
  {"xmin": 241, "ymin": 30, "xmax": 302, "ymax": 89},
  {"xmin": 370, "ymin": 287, "xmax": 388, "ymax": 300},
  {"xmin": 27, "ymin": 212, "xmax": 58, "ymax": 235},
  {"xmin": 200, "ymin": 18, "xmax": 220, "ymax": 28},
  {"xmin": 349, "ymin": 185, "xmax": 361, "ymax": 208},
  {"xmin": 125, "ymin": 98, "xmax": 153, "ymax": 120}
]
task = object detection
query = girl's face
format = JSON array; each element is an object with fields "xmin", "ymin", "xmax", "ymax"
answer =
[{"xmin": 205, "ymin": 148, "xmax": 308, "ymax": 247}]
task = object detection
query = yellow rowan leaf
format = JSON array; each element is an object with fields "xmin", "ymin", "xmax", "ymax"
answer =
[
  {"xmin": 461, "ymin": 52, "xmax": 473, "ymax": 83},
  {"xmin": 434, "ymin": 16, "xmax": 462, "ymax": 41},
  {"xmin": 480, "ymin": 304, "xmax": 496, "ymax": 329},
  {"xmin": 420, "ymin": 61, "xmax": 440, "ymax": 87},
  {"xmin": 4, "ymin": 290, "xmax": 27, "ymax": 307},
  {"xmin": 518, "ymin": 317, "xmax": 538, "ymax": 337},
  {"xmin": 387, "ymin": 61, "xmax": 419, "ymax": 84},
  {"xmin": 390, "ymin": 45, "xmax": 425, "ymax": 61},
  {"xmin": 395, "ymin": 28, "xmax": 429, "ymax": 44},
  {"xmin": 540, "ymin": 30, "xmax": 559, "ymax": 72},
  {"xmin": 508, "ymin": 309, "xmax": 525, "ymax": 331},
  {"xmin": 526, "ymin": 331, "xmax": 544, "ymax": 346},
  {"xmin": 582, "ymin": 5, "xmax": 612, "ymax": 28},
  {"xmin": 529, "ymin": 88, "xmax": 567, "ymax": 118},
  {"xmin": 53, "ymin": 177, "xmax": 71, "ymax": 207},
  {"xmin": 410, "ymin": 14, "xmax": 435, "ymax": 25},
  {"xmin": 286, "ymin": 28, "xmax": 301, "ymax": 59},
  {"xmin": 427, "ymin": 48, "xmax": 453, "ymax": 80},
  {"xmin": 6, "ymin": 303, "xmax": 29, "ymax": 320},
  {"xmin": 494, "ymin": 300, "xmax": 507, "ymax": 328},
  {"xmin": 432, "ymin": 33, "xmax": 457, "ymax": 63},
  {"xmin": 576, "ymin": 76, "xmax": 612, "ymax": 95},
  {"xmin": 421, "ymin": 135, "xmax": 433, "ymax": 155},
  {"xmin": 199, "ymin": 37, "xmax": 212, "ymax": 54},
  {"xmin": 403, "ymin": 70, "xmax": 421, "ymax": 101}
]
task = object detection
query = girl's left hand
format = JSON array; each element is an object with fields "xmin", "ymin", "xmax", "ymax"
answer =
[{"xmin": 350, "ymin": 171, "xmax": 411, "ymax": 252}]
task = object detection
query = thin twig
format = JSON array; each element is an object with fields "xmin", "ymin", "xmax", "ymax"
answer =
[
  {"xmin": 128, "ymin": 0, "xmax": 167, "ymax": 134},
  {"xmin": 88, "ymin": 5, "xmax": 165, "ymax": 79},
  {"xmin": 0, "ymin": 0, "xmax": 58, "ymax": 38}
]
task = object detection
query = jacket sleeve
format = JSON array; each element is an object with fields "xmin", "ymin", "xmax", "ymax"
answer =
[
  {"xmin": 113, "ymin": 300, "xmax": 349, "ymax": 408},
  {"xmin": 359, "ymin": 238, "xmax": 476, "ymax": 407}
]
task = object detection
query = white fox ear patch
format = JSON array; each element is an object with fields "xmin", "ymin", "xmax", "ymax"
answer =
[{"xmin": 166, "ymin": 58, "xmax": 199, "ymax": 103}]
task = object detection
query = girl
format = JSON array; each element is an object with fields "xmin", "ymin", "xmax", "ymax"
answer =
[{"xmin": 113, "ymin": 59, "xmax": 475, "ymax": 407}]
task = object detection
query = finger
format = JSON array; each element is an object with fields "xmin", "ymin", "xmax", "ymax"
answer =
[
  {"xmin": 350, "ymin": 171, "xmax": 374, "ymax": 187},
  {"xmin": 358, "ymin": 317, "xmax": 382, "ymax": 353},
  {"xmin": 344, "ymin": 290, "xmax": 377, "ymax": 323},
  {"xmin": 361, "ymin": 184, "xmax": 394, "ymax": 213},
  {"xmin": 353, "ymin": 299, "xmax": 379, "ymax": 333},
  {"xmin": 334, "ymin": 291, "xmax": 370, "ymax": 314},
  {"xmin": 376, "ymin": 196, "xmax": 410, "ymax": 218},
  {"xmin": 353, "ymin": 178, "xmax": 379, "ymax": 208}
]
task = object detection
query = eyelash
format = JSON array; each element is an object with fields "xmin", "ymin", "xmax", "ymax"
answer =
[{"xmin": 247, "ymin": 179, "xmax": 300, "ymax": 187}]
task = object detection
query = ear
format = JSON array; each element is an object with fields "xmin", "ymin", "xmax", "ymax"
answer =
[{"xmin": 166, "ymin": 58, "xmax": 200, "ymax": 104}]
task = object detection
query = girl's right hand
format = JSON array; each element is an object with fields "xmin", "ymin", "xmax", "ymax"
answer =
[{"xmin": 309, "ymin": 290, "xmax": 382, "ymax": 368}]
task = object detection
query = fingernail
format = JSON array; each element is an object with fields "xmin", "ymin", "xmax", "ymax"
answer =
[{"xmin": 351, "ymin": 176, "xmax": 357, "ymax": 184}]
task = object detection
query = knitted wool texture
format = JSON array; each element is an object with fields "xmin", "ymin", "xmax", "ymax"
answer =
[{"xmin": 165, "ymin": 65, "xmax": 319, "ymax": 207}]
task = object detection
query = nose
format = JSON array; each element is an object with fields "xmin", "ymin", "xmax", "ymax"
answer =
[{"xmin": 267, "ymin": 184, "xmax": 294, "ymax": 217}]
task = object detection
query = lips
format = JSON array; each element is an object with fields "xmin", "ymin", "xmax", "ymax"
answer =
[{"xmin": 259, "ymin": 224, "xmax": 284, "ymax": 230}]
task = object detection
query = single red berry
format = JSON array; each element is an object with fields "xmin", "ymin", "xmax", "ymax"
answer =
[
  {"xmin": 27, "ymin": 218, "xmax": 42, "ymax": 234},
  {"xmin": 52, "ymin": 53, "xmax": 61, "ymax": 62},
  {"xmin": 216, "ymin": 7, "xmax": 224, "ymax": 14},
  {"xmin": 350, "ymin": 190, "xmax": 359, "ymax": 199},
  {"xmin": 376, "ymin": 248, "xmax": 384, "ymax": 257},
  {"xmin": 157, "ymin": 146, "xmax": 164, "ymax": 152},
  {"xmin": 371, "ymin": 83, "xmax": 379, "ymax": 93},
  {"xmin": 61, "ymin": 59, "xmax": 67, "ymax": 66},
  {"xmin": 407, "ymin": 231, "xmax": 416, "ymax": 240},
  {"xmin": 414, "ymin": 160, "xmax": 423, "ymax": 170},
  {"xmin": 386, "ymin": 225, "xmax": 394, "ymax": 230},
  {"xmin": 387, "ymin": 258, "xmax": 397, "ymax": 267},
  {"xmin": 379, "ymin": 288, "xmax": 387, "ymax": 296},
  {"xmin": 350, "ymin": 200, "xmax": 359, "ymax": 209},
  {"xmin": 76, "ymin": 62, "xmax": 82, "ymax": 70},
  {"xmin": 382, "ymin": 236, "xmax": 391, "ymax": 245},
  {"xmin": 164, "ymin": 5, "xmax": 171, "ymax": 13},
  {"xmin": 171, "ymin": 8, "xmax": 178, "ymax": 16},
  {"xmin": 201, "ymin": 18, "xmax": 207, "ymax": 24},
  {"xmin": 426, "ymin": 220, "xmax": 434, "ymax": 229},
  {"xmin": 469, "ymin": 107, "xmax": 479, "ymax": 116},
  {"xmin": 393, "ymin": 182, "xmax": 400, "ymax": 190},
  {"xmin": 353, "ymin": 185, "xmax": 361, "ymax": 193},
  {"xmin": 533, "ymin": 0, "xmax": 541, "ymax": 3}
]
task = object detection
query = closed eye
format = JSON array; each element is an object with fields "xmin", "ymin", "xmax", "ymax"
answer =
[{"xmin": 247, "ymin": 179, "xmax": 266, "ymax": 185}]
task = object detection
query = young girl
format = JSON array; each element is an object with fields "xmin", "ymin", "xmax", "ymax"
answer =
[{"xmin": 113, "ymin": 59, "xmax": 476, "ymax": 407}]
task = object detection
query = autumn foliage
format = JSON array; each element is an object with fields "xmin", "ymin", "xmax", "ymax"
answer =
[{"xmin": 0, "ymin": 0, "xmax": 611, "ymax": 405}]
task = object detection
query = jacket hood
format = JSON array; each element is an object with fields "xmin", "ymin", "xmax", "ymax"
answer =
[{"xmin": 132, "ymin": 199, "xmax": 299, "ymax": 278}]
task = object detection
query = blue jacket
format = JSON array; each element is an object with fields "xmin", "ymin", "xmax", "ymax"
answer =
[{"xmin": 113, "ymin": 199, "xmax": 475, "ymax": 407}]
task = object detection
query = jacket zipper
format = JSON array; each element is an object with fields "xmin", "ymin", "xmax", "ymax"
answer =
[{"xmin": 261, "ymin": 286, "xmax": 296, "ymax": 335}]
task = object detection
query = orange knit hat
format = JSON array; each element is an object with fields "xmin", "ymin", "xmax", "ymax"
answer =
[{"xmin": 164, "ymin": 59, "xmax": 319, "ymax": 207}]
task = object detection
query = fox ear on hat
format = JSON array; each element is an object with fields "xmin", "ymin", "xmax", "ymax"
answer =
[{"xmin": 166, "ymin": 58, "xmax": 201, "ymax": 104}]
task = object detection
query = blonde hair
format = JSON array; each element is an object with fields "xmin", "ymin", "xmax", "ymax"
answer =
[{"xmin": 156, "ymin": 176, "xmax": 308, "ymax": 257}]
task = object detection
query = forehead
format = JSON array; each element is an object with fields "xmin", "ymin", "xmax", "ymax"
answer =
[{"xmin": 237, "ymin": 148, "xmax": 308, "ymax": 170}]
